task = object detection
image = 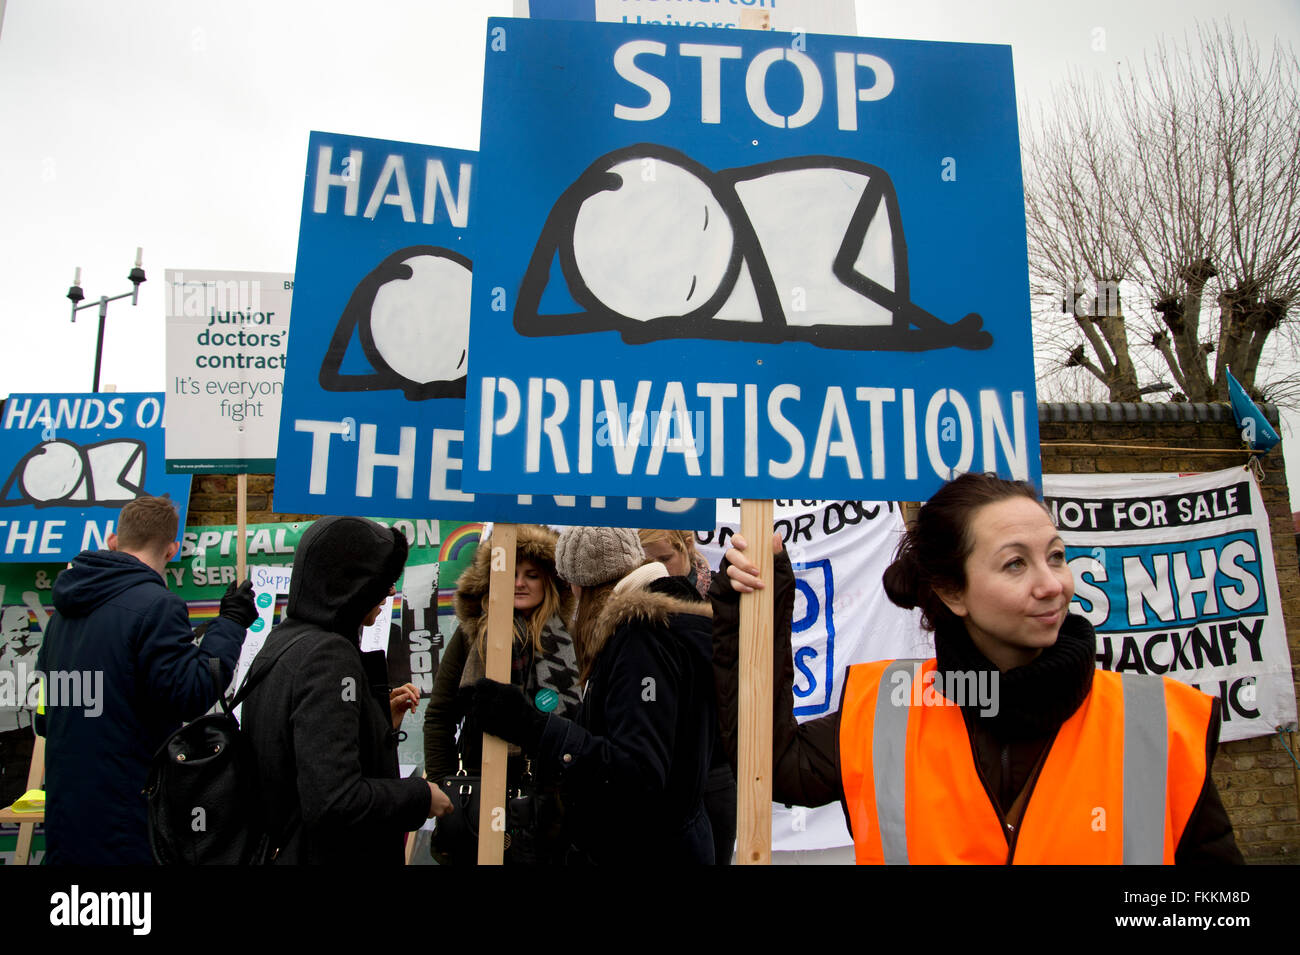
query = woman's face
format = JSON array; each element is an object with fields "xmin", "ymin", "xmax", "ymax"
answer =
[
  {"xmin": 641, "ymin": 538, "xmax": 689, "ymax": 577},
  {"xmin": 938, "ymin": 497, "xmax": 1074, "ymax": 672},
  {"xmin": 514, "ymin": 559, "xmax": 547, "ymax": 612}
]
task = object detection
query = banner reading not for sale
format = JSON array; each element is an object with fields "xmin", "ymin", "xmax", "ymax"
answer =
[{"xmin": 1043, "ymin": 467, "xmax": 1298, "ymax": 743}]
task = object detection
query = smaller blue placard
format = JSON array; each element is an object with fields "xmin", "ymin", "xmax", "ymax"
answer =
[
  {"xmin": 272, "ymin": 130, "xmax": 713, "ymax": 530},
  {"xmin": 0, "ymin": 393, "xmax": 192, "ymax": 562}
]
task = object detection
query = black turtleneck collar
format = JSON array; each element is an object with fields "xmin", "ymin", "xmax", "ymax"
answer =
[{"xmin": 933, "ymin": 613, "xmax": 1097, "ymax": 740}]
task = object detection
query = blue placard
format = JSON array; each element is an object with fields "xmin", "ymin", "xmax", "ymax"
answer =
[
  {"xmin": 273, "ymin": 131, "xmax": 713, "ymax": 529},
  {"xmin": 464, "ymin": 19, "xmax": 1041, "ymax": 501},
  {"xmin": 0, "ymin": 394, "xmax": 192, "ymax": 562},
  {"xmin": 527, "ymin": 0, "xmax": 597, "ymax": 19}
]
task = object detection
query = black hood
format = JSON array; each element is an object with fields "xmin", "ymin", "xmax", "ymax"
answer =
[
  {"xmin": 52, "ymin": 550, "xmax": 165, "ymax": 618},
  {"xmin": 286, "ymin": 516, "xmax": 408, "ymax": 640}
]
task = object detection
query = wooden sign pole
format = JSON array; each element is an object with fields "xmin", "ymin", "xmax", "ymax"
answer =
[
  {"xmin": 737, "ymin": 499, "xmax": 775, "ymax": 864},
  {"xmin": 235, "ymin": 473, "xmax": 248, "ymax": 581},
  {"xmin": 477, "ymin": 522, "xmax": 516, "ymax": 865}
]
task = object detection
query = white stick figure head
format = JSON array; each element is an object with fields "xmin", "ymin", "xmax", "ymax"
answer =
[
  {"xmin": 366, "ymin": 252, "xmax": 470, "ymax": 387},
  {"xmin": 568, "ymin": 157, "xmax": 734, "ymax": 321},
  {"xmin": 322, "ymin": 245, "xmax": 473, "ymax": 401},
  {"xmin": 19, "ymin": 440, "xmax": 84, "ymax": 502}
]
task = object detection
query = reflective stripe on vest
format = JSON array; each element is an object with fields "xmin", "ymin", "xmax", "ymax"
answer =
[
  {"xmin": 840, "ymin": 659, "xmax": 1213, "ymax": 865},
  {"xmin": 872, "ymin": 660, "xmax": 916, "ymax": 865},
  {"xmin": 1123, "ymin": 674, "xmax": 1167, "ymax": 864}
]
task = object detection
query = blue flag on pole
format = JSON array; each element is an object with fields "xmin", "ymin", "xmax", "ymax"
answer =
[{"xmin": 1226, "ymin": 367, "xmax": 1280, "ymax": 453}]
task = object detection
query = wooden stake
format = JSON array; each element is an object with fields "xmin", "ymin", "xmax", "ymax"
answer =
[
  {"xmin": 477, "ymin": 522, "xmax": 516, "ymax": 865},
  {"xmin": 737, "ymin": 499, "xmax": 774, "ymax": 864},
  {"xmin": 236, "ymin": 473, "xmax": 248, "ymax": 581}
]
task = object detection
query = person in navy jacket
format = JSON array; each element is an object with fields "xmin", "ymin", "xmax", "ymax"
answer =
[{"xmin": 35, "ymin": 494, "xmax": 255, "ymax": 864}]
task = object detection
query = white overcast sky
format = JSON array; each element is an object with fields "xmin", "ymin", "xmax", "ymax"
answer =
[{"xmin": 1, "ymin": 0, "xmax": 1298, "ymax": 504}]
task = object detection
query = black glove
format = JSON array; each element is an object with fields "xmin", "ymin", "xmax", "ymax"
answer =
[
  {"xmin": 470, "ymin": 678, "xmax": 548, "ymax": 753},
  {"xmin": 219, "ymin": 579, "xmax": 258, "ymax": 629}
]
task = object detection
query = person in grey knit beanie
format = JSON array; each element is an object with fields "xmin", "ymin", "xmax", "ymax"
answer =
[{"xmin": 554, "ymin": 526, "xmax": 645, "ymax": 587}]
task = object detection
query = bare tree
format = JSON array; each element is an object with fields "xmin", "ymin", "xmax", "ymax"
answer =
[{"xmin": 1024, "ymin": 22, "xmax": 1300, "ymax": 406}]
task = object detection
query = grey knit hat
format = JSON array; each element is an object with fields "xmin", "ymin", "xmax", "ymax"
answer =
[{"xmin": 555, "ymin": 526, "xmax": 645, "ymax": 587}]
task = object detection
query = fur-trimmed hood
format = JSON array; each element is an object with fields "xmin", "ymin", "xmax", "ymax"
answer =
[
  {"xmin": 584, "ymin": 576, "xmax": 712, "ymax": 675},
  {"xmin": 453, "ymin": 524, "xmax": 573, "ymax": 641}
]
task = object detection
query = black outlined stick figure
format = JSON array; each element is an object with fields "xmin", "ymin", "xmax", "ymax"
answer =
[
  {"xmin": 319, "ymin": 246, "xmax": 472, "ymax": 401},
  {"xmin": 0, "ymin": 438, "xmax": 148, "ymax": 508},
  {"xmin": 515, "ymin": 144, "xmax": 991, "ymax": 352}
]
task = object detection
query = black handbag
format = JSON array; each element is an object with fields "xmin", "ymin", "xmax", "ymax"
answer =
[
  {"xmin": 431, "ymin": 756, "xmax": 539, "ymax": 864},
  {"xmin": 146, "ymin": 634, "xmax": 308, "ymax": 864}
]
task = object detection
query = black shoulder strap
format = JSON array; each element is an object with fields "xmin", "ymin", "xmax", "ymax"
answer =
[{"xmin": 214, "ymin": 630, "xmax": 316, "ymax": 713}]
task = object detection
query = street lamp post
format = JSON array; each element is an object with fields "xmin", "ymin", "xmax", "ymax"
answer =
[{"xmin": 66, "ymin": 248, "xmax": 147, "ymax": 392}]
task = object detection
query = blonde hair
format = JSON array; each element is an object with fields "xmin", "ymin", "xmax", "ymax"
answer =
[
  {"xmin": 571, "ymin": 580, "xmax": 617, "ymax": 682},
  {"xmin": 476, "ymin": 557, "xmax": 563, "ymax": 661},
  {"xmin": 637, "ymin": 529, "xmax": 698, "ymax": 569}
]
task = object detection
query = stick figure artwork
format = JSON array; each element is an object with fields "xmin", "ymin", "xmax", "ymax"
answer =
[
  {"xmin": 0, "ymin": 438, "xmax": 148, "ymax": 508},
  {"xmin": 318, "ymin": 246, "xmax": 472, "ymax": 401},
  {"xmin": 515, "ymin": 144, "xmax": 992, "ymax": 352}
]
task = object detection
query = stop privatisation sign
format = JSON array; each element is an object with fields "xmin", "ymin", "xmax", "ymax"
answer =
[
  {"xmin": 463, "ymin": 18, "xmax": 1040, "ymax": 502},
  {"xmin": 0, "ymin": 393, "xmax": 191, "ymax": 562}
]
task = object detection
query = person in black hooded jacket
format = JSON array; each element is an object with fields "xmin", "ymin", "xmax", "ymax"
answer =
[
  {"xmin": 35, "ymin": 494, "xmax": 256, "ymax": 865},
  {"xmin": 241, "ymin": 516, "xmax": 452, "ymax": 865}
]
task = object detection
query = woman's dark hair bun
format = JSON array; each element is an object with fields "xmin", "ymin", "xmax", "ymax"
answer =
[{"xmin": 882, "ymin": 545, "xmax": 922, "ymax": 611}]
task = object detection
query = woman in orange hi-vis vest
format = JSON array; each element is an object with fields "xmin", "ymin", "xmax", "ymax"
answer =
[{"xmin": 710, "ymin": 473, "xmax": 1243, "ymax": 864}]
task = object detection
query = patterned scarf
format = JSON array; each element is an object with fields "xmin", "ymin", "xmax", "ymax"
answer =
[{"xmin": 459, "ymin": 613, "xmax": 582, "ymax": 720}]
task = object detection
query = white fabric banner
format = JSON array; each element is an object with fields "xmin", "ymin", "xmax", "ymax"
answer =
[
  {"xmin": 1042, "ymin": 468, "xmax": 1298, "ymax": 743},
  {"xmin": 699, "ymin": 499, "xmax": 928, "ymax": 851}
]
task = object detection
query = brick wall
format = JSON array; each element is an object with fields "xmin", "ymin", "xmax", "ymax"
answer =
[
  {"xmin": 1040, "ymin": 402, "xmax": 1300, "ymax": 864},
  {"xmin": 185, "ymin": 473, "xmax": 313, "ymax": 526}
]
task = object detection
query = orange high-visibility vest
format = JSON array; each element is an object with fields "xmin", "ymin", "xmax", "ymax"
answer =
[{"xmin": 840, "ymin": 659, "xmax": 1213, "ymax": 864}]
